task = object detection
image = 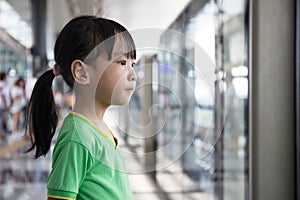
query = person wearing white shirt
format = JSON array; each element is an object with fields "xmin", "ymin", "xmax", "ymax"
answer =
[
  {"xmin": 0, "ymin": 73, "xmax": 11, "ymax": 139},
  {"xmin": 10, "ymin": 77, "xmax": 26, "ymax": 134}
]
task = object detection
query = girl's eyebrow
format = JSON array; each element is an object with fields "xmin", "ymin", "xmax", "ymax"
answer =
[
  {"xmin": 113, "ymin": 54, "xmax": 128, "ymax": 60},
  {"xmin": 112, "ymin": 49, "xmax": 126, "ymax": 58},
  {"xmin": 112, "ymin": 54, "xmax": 122, "ymax": 60}
]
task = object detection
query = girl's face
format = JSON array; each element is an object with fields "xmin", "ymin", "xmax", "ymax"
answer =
[{"xmin": 92, "ymin": 48, "xmax": 137, "ymax": 107}]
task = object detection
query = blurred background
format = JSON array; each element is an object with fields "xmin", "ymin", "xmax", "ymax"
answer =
[{"xmin": 0, "ymin": 0, "xmax": 297, "ymax": 200}]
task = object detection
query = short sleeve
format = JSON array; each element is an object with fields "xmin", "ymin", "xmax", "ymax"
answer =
[{"xmin": 47, "ymin": 141, "xmax": 93, "ymax": 199}]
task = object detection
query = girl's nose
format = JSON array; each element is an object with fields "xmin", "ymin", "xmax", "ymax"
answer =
[
  {"xmin": 129, "ymin": 68, "xmax": 137, "ymax": 81},
  {"xmin": 128, "ymin": 62, "xmax": 137, "ymax": 81}
]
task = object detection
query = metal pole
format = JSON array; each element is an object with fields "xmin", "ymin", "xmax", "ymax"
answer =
[{"xmin": 31, "ymin": 0, "xmax": 47, "ymax": 75}]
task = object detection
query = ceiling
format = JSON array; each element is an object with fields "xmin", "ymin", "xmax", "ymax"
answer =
[{"xmin": 3, "ymin": 0, "xmax": 191, "ymax": 57}]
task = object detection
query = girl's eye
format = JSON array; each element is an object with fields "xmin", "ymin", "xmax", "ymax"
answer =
[
  {"xmin": 132, "ymin": 63, "xmax": 136, "ymax": 68},
  {"xmin": 117, "ymin": 60, "xmax": 126, "ymax": 65}
]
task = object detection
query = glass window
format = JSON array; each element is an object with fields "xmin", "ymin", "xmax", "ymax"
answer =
[{"xmin": 157, "ymin": 0, "xmax": 249, "ymax": 199}]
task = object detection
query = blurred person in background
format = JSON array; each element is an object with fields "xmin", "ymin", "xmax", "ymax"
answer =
[
  {"xmin": 0, "ymin": 72, "xmax": 11, "ymax": 139},
  {"xmin": 26, "ymin": 74, "xmax": 38, "ymax": 101},
  {"xmin": 53, "ymin": 89, "xmax": 66, "ymax": 127},
  {"xmin": 53, "ymin": 90, "xmax": 65, "ymax": 109},
  {"xmin": 10, "ymin": 77, "xmax": 26, "ymax": 135}
]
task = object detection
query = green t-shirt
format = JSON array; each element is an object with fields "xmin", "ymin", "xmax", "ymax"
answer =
[{"xmin": 47, "ymin": 112, "xmax": 133, "ymax": 200}]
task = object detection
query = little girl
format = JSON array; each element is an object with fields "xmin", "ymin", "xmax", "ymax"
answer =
[{"xmin": 25, "ymin": 16, "xmax": 137, "ymax": 200}]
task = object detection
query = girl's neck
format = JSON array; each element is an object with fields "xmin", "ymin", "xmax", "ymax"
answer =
[
  {"xmin": 72, "ymin": 100, "xmax": 108, "ymax": 123},
  {"xmin": 72, "ymin": 101, "xmax": 115, "ymax": 142}
]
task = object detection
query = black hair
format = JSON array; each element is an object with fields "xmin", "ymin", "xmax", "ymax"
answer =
[
  {"xmin": 0, "ymin": 72, "xmax": 6, "ymax": 81},
  {"xmin": 25, "ymin": 15, "xmax": 136, "ymax": 158}
]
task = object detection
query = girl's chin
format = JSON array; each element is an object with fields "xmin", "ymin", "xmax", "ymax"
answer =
[
  {"xmin": 111, "ymin": 92, "xmax": 134, "ymax": 105},
  {"xmin": 111, "ymin": 97, "xmax": 131, "ymax": 106}
]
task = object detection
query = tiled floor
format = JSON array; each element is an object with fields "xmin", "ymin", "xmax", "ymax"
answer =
[
  {"xmin": 0, "ymin": 133, "xmax": 50, "ymax": 200},
  {"xmin": 0, "ymin": 133, "xmax": 212, "ymax": 200}
]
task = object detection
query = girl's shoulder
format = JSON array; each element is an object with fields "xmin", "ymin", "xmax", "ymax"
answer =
[
  {"xmin": 56, "ymin": 113, "xmax": 106, "ymax": 156},
  {"xmin": 59, "ymin": 113, "xmax": 96, "ymax": 141}
]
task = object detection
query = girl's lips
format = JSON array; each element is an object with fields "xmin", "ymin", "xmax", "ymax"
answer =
[
  {"xmin": 125, "ymin": 88, "xmax": 135, "ymax": 94},
  {"xmin": 125, "ymin": 87, "xmax": 135, "ymax": 91},
  {"xmin": 125, "ymin": 89, "xmax": 134, "ymax": 93}
]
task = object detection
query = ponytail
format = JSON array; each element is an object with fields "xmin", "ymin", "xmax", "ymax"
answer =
[{"xmin": 25, "ymin": 70, "xmax": 58, "ymax": 158}]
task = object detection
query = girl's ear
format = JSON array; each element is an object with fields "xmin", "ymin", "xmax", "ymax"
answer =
[{"xmin": 71, "ymin": 60, "xmax": 90, "ymax": 85}]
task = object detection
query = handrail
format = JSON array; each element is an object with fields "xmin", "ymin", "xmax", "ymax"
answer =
[{"xmin": 0, "ymin": 138, "xmax": 30, "ymax": 158}]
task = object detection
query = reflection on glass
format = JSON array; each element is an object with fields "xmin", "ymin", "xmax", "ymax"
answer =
[
  {"xmin": 220, "ymin": 0, "xmax": 248, "ymax": 199},
  {"xmin": 157, "ymin": 0, "xmax": 249, "ymax": 199}
]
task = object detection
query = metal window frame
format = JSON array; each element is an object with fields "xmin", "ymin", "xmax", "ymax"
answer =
[{"xmin": 296, "ymin": 0, "xmax": 300, "ymax": 199}]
